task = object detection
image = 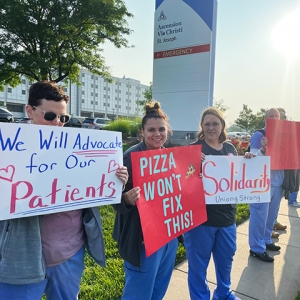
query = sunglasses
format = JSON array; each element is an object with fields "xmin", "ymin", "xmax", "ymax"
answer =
[{"xmin": 32, "ymin": 106, "xmax": 70, "ymax": 124}]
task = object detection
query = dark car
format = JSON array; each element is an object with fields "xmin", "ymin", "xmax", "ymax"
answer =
[
  {"xmin": 0, "ymin": 107, "xmax": 14, "ymax": 122},
  {"xmin": 64, "ymin": 117, "xmax": 82, "ymax": 128},
  {"xmin": 19, "ymin": 117, "xmax": 30, "ymax": 123}
]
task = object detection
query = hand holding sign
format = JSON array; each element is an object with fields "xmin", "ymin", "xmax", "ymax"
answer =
[
  {"xmin": 131, "ymin": 145, "xmax": 207, "ymax": 257},
  {"xmin": 124, "ymin": 187, "xmax": 141, "ymax": 206}
]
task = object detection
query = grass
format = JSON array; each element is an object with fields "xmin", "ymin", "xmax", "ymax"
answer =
[
  {"xmin": 295, "ymin": 292, "xmax": 300, "ymax": 300},
  {"xmin": 76, "ymin": 203, "xmax": 250, "ymax": 299}
]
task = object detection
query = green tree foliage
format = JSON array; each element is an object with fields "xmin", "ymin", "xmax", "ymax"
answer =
[
  {"xmin": 252, "ymin": 108, "xmax": 267, "ymax": 130},
  {"xmin": 136, "ymin": 82, "xmax": 152, "ymax": 110},
  {"xmin": 234, "ymin": 104, "xmax": 257, "ymax": 131},
  {"xmin": 213, "ymin": 98, "xmax": 229, "ymax": 113},
  {"xmin": 0, "ymin": 0, "xmax": 133, "ymax": 90}
]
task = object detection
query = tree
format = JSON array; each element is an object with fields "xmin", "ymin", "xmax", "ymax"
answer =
[
  {"xmin": 213, "ymin": 98, "xmax": 229, "ymax": 113},
  {"xmin": 251, "ymin": 108, "xmax": 267, "ymax": 130},
  {"xmin": 136, "ymin": 82, "xmax": 152, "ymax": 110},
  {"xmin": 0, "ymin": 0, "xmax": 133, "ymax": 90},
  {"xmin": 234, "ymin": 104, "xmax": 257, "ymax": 131}
]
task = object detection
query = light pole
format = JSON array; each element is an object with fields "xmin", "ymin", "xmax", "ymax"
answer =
[{"xmin": 112, "ymin": 108, "xmax": 115, "ymax": 120}]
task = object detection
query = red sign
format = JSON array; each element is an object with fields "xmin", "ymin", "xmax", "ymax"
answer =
[
  {"xmin": 131, "ymin": 145, "xmax": 207, "ymax": 257},
  {"xmin": 154, "ymin": 44, "xmax": 210, "ymax": 59},
  {"xmin": 266, "ymin": 119, "xmax": 300, "ymax": 170}
]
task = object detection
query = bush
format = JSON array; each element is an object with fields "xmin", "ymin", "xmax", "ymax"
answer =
[
  {"xmin": 104, "ymin": 118, "xmax": 142, "ymax": 138},
  {"xmin": 128, "ymin": 117, "xmax": 142, "ymax": 137},
  {"xmin": 104, "ymin": 118, "xmax": 131, "ymax": 135}
]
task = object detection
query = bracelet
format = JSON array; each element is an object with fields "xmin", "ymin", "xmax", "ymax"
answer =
[{"xmin": 122, "ymin": 185, "xmax": 125, "ymax": 191}]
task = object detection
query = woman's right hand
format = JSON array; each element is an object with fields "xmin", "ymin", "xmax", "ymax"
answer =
[{"xmin": 124, "ymin": 187, "xmax": 141, "ymax": 206}]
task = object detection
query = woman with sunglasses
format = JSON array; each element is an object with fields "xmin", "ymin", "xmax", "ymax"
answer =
[{"xmin": 0, "ymin": 81, "xmax": 128, "ymax": 300}]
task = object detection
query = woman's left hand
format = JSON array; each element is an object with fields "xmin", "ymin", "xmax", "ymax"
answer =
[
  {"xmin": 243, "ymin": 152, "xmax": 256, "ymax": 159},
  {"xmin": 116, "ymin": 166, "xmax": 128, "ymax": 185}
]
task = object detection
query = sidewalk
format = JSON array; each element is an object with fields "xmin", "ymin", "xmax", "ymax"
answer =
[{"xmin": 164, "ymin": 197, "xmax": 300, "ymax": 300}]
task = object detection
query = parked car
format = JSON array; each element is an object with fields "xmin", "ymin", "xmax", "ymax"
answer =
[
  {"xmin": 64, "ymin": 117, "xmax": 82, "ymax": 128},
  {"xmin": 82, "ymin": 117, "xmax": 110, "ymax": 130},
  {"xmin": 0, "ymin": 107, "xmax": 14, "ymax": 122},
  {"xmin": 227, "ymin": 131, "xmax": 251, "ymax": 140},
  {"xmin": 19, "ymin": 117, "xmax": 30, "ymax": 123}
]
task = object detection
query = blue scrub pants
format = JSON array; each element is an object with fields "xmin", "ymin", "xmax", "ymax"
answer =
[
  {"xmin": 288, "ymin": 191, "xmax": 298, "ymax": 204},
  {"xmin": 122, "ymin": 239, "xmax": 178, "ymax": 300},
  {"xmin": 249, "ymin": 186, "xmax": 283, "ymax": 253},
  {"xmin": 185, "ymin": 224, "xmax": 237, "ymax": 300},
  {"xmin": 0, "ymin": 246, "xmax": 85, "ymax": 300}
]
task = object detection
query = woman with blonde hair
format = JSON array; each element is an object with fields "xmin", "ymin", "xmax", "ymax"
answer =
[{"xmin": 185, "ymin": 107, "xmax": 253, "ymax": 300}]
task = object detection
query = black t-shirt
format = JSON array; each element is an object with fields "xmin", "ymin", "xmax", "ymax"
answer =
[{"xmin": 192, "ymin": 140, "xmax": 237, "ymax": 227}]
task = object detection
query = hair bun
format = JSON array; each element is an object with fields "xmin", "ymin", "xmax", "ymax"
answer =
[{"xmin": 145, "ymin": 100, "xmax": 161, "ymax": 115}]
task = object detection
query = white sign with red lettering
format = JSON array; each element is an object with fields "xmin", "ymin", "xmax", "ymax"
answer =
[
  {"xmin": 202, "ymin": 156, "xmax": 271, "ymax": 204},
  {"xmin": 0, "ymin": 123, "xmax": 123, "ymax": 221}
]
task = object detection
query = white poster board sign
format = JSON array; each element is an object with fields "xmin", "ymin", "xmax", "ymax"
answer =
[
  {"xmin": 202, "ymin": 156, "xmax": 271, "ymax": 204},
  {"xmin": 0, "ymin": 123, "xmax": 123, "ymax": 221}
]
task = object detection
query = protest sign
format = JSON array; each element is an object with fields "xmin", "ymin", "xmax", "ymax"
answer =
[
  {"xmin": 202, "ymin": 155, "xmax": 271, "ymax": 204},
  {"xmin": 131, "ymin": 145, "xmax": 207, "ymax": 257},
  {"xmin": 266, "ymin": 119, "xmax": 300, "ymax": 170},
  {"xmin": 0, "ymin": 123, "xmax": 123, "ymax": 221}
]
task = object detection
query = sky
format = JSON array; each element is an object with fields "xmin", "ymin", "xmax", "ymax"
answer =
[{"xmin": 102, "ymin": 0, "xmax": 300, "ymax": 125}]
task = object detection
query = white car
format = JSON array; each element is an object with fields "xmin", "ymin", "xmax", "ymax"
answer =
[
  {"xmin": 81, "ymin": 117, "xmax": 110, "ymax": 130},
  {"xmin": 227, "ymin": 132, "xmax": 250, "ymax": 139}
]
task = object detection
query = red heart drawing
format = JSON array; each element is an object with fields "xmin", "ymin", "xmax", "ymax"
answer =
[
  {"xmin": 108, "ymin": 160, "xmax": 120, "ymax": 173},
  {"xmin": 0, "ymin": 165, "xmax": 15, "ymax": 182}
]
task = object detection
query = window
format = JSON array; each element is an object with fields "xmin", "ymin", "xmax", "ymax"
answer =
[
  {"xmin": 82, "ymin": 100, "xmax": 85, "ymax": 103},
  {"xmin": 91, "ymin": 75, "xmax": 94, "ymax": 79},
  {"xmin": 82, "ymin": 91, "xmax": 85, "ymax": 95},
  {"xmin": 107, "ymin": 95, "xmax": 110, "ymax": 99},
  {"xmin": 91, "ymin": 92, "xmax": 93, "ymax": 96},
  {"xmin": 126, "ymin": 84, "xmax": 131, "ymax": 88},
  {"xmin": 104, "ymin": 87, "xmax": 106, "ymax": 90},
  {"xmin": 6, "ymin": 104, "xmax": 23, "ymax": 113},
  {"xmin": 21, "ymin": 79, "xmax": 26, "ymax": 84},
  {"xmin": 107, "ymin": 103, "xmax": 110, "ymax": 107},
  {"xmin": 103, "ymin": 103, "xmax": 106, "ymax": 106},
  {"xmin": 7, "ymin": 88, "xmax": 12, "ymax": 93},
  {"xmin": 22, "ymin": 90, "xmax": 26, "ymax": 95},
  {"xmin": 91, "ymin": 84, "xmax": 94, "ymax": 88},
  {"xmin": 104, "ymin": 95, "xmax": 106, "ymax": 98},
  {"xmin": 95, "ymin": 102, "xmax": 98, "ymax": 105},
  {"xmin": 107, "ymin": 87, "xmax": 110, "ymax": 91},
  {"xmin": 91, "ymin": 101, "xmax": 93, "ymax": 105},
  {"xmin": 95, "ymin": 85, "xmax": 98, "ymax": 88},
  {"xmin": 82, "ymin": 73, "xmax": 85, "ymax": 77}
]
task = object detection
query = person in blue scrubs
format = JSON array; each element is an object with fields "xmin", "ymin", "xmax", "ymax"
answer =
[
  {"xmin": 113, "ymin": 101, "xmax": 178, "ymax": 300},
  {"xmin": 185, "ymin": 107, "xmax": 253, "ymax": 300},
  {"xmin": 249, "ymin": 108, "xmax": 283, "ymax": 263}
]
